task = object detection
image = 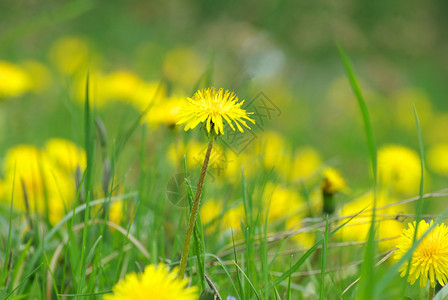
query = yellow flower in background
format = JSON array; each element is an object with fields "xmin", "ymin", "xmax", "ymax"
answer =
[
  {"xmin": 0, "ymin": 140, "xmax": 86, "ymax": 225},
  {"xmin": 222, "ymin": 204, "xmax": 245, "ymax": 230},
  {"xmin": 0, "ymin": 61, "xmax": 31, "ymax": 98},
  {"xmin": 426, "ymin": 113, "xmax": 448, "ymax": 145},
  {"xmin": 262, "ymin": 182, "xmax": 304, "ymax": 222},
  {"xmin": 104, "ymin": 263, "xmax": 198, "ymax": 300},
  {"xmin": 290, "ymin": 146, "xmax": 322, "ymax": 181},
  {"xmin": 395, "ymin": 220, "xmax": 448, "ymax": 288},
  {"xmin": 109, "ymin": 200, "xmax": 124, "ymax": 225},
  {"xmin": 378, "ymin": 145, "xmax": 421, "ymax": 196},
  {"xmin": 177, "ymin": 87, "xmax": 255, "ymax": 135},
  {"xmin": 337, "ymin": 192, "xmax": 406, "ymax": 251},
  {"xmin": 200, "ymin": 198, "xmax": 223, "ymax": 234},
  {"xmin": 49, "ymin": 36, "xmax": 91, "ymax": 74},
  {"xmin": 44, "ymin": 138, "xmax": 86, "ymax": 173},
  {"xmin": 321, "ymin": 168, "xmax": 347, "ymax": 195},
  {"xmin": 286, "ymin": 216, "xmax": 316, "ymax": 248},
  {"xmin": 256, "ymin": 131, "xmax": 291, "ymax": 174},
  {"xmin": 103, "ymin": 71, "xmax": 144, "ymax": 102},
  {"xmin": 427, "ymin": 143, "xmax": 448, "ymax": 176},
  {"xmin": 144, "ymin": 95, "xmax": 184, "ymax": 127}
]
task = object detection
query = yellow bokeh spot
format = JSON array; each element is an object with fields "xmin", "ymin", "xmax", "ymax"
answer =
[
  {"xmin": 378, "ymin": 144, "xmax": 421, "ymax": 196},
  {"xmin": 427, "ymin": 143, "xmax": 448, "ymax": 176},
  {"xmin": 49, "ymin": 36, "xmax": 90, "ymax": 75},
  {"xmin": 0, "ymin": 61, "xmax": 31, "ymax": 98}
]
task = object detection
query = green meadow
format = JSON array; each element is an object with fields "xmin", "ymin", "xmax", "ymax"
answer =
[{"xmin": 1, "ymin": 1, "xmax": 448, "ymax": 299}]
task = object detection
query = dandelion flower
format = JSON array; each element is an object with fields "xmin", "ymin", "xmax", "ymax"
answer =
[
  {"xmin": 321, "ymin": 168, "xmax": 346, "ymax": 195},
  {"xmin": 0, "ymin": 61, "xmax": 30, "ymax": 98},
  {"xmin": 378, "ymin": 145, "xmax": 421, "ymax": 195},
  {"xmin": 395, "ymin": 220, "xmax": 448, "ymax": 288},
  {"xmin": 104, "ymin": 263, "xmax": 198, "ymax": 300},
  {"xmin": 427, "ymin": 143, "xmax": 448, "ymax": 176},
  {"xmin": 177, "ymin": 87, "xmax": 255, "ymax": 135}
]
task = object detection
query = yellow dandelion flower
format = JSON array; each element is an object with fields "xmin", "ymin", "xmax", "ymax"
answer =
[
  {"xmin": 177, "ymin": 87, "xmax": 255, "ymax": 135},
  {"xmin": 262, "ymin": 182, "xmax": 304, "ymax": 222},
  {"xmin": 427, "ymin": 143, "xmax": 448, "ymax": 176},
  {"xmin": 49, "ymin": 36, "xmax": 90, "ymax": 75},
  {"xmin": 290, "ymin": 146, "xmax": 322, "ymax": 181},
  {"xmin": 321, "ymin": 167, "xmax": 346, "ymax": 195},
  {"xmin": 378, "ymin": 145, "xmax": 421, "ymax": 196},
  {"xmin": 395, "ymin": 220, "xmax": 448, "ymax": 288},
  {"xmin": 0, "ymin": 61, "xmax": 31, "ymax": 98},
  {"xmin": 201, "ymin": 198, "xmax": 223, "ymax": 234},
  {"xmin": 337, "ymin": 192, "xmax": 406, "ymax": 251},
  {"xmin": 104, "ymin": 263, "xmax": 198, "ymax": 300}
]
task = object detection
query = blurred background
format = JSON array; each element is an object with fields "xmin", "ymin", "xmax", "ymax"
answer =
[{"xmin": 1, "ymin": 0, "xmax": 448, "ymax": 188}]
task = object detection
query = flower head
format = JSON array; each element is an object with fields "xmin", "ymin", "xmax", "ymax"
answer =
[
  {"xmin": 378, "ymin": 145, "xmax": 420, "ymax": 195},
  {"xmin": 104, "ymin": 263, "xmax": 198, "ymax": 300},
  {"xmin": 394, "ymin": 220, "xmax": 448, "ymax": 288},
  {"xmin": 321, "ymin": 168, "xmax": 346, "ymax": 195},
  {"xmin": 177, "ymin": 87, "xmax": 255, "ymax": 135}
]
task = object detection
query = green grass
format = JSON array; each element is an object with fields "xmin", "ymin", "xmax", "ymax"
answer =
[{"xmin": 1, "ymin": 5, "xmax": 448, "ymax": 299}]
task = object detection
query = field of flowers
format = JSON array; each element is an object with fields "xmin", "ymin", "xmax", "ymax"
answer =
[{"xmin": 1, "ymin": 1, "xmax": 448, "ymax": 299}]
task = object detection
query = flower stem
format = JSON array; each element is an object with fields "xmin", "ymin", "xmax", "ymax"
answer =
[
  {"xmin": 178, "ymin": 137, "xmax": 214, "ymax": 277},
  {"xmin": 428, "ymin": 285, "xmax": 435, "ymax": 300}
]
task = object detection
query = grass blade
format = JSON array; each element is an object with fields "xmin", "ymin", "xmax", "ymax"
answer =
[{"xmin": 337, "ymin": 42, "xmax": 377, "ymax": 300}]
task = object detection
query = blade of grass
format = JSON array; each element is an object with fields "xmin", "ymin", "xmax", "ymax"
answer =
[
  {"xmin": 337, "ymin": 42, "xmax": 377, "ymax": 300},
  {"xmin": 400, "ymin": 105, "xmax": 427, "ymax": 296},
  {"xmin": 319, "ymin": 216, "xmax": 329, "ymax": 300},
  {"xmin": 78, "ymin": 72, "xmax": 95, "ymax": 295},
  {"xmin": 4, "ymin": 264, "xmax": 42, "ymax": 300},
  {"xmin": 233, "ymin": 261, "xmax": 261, "ymax": 300},
  {"xmin": 205, "ymin": 253, "xmax": 241, "ymax": 299},
  {"xmin": 231, "ymin": 230, "xmax": 244, "ymax": 298},
  {"xmin": 271, "ymin": 207, "xmax": 365, "ymax": 287},
  {"xmin": 3, "ymin": 163, "xmax": 16, "ymax": 289}
]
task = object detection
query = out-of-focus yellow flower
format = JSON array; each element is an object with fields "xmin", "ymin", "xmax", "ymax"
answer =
[
  {"xmin": 0, "ymin": 140, "xmax": 86, "ymax": 225},
  {"xmin": 427, "ymin": 143, "xmax": 448, "ymax": 176},
  {"xmin": 44, "ymin": 138, "xmax": 86, "ymax": 173},
  {"xmin": 144, "ymin": 96, "xmax": 183, "ymax": 127},
  {"xmin": 395, "ymin": 220, "xmax": 448, "ymax": 288},
  {"xmin": 337, "ymin": 192, "xmax": 406, "ymax": 252},
  {"xmin": 162, "ymin": 47, "xmax": 204, "ymax": 88},
  {"xmin": 290, "ymin": 147, "xmax": 322, "ymax": 181},
  {"xmin": 378, "ymin": 145, "xmax": 421, "ymax": 196},
  {"xmin": 104, "ymin": 263, "xmax": 198, "ymax": 300},
  {"xmin": 321, "ymin": 168, "xmax": 347, "ymax": 195},
  {"xmin": 0, "ymin": 61, "xmax": 31, "ymax": 98},
  {"xmin": 21, "ymin": 60, "xmax": 52, "ymax": 93},
  {"xmin": 109, "ymin": 200, "xmax": 124, "ymax": 226},
  {"xmin": 426, "ymin": 113, "xmax": 448, "ymax": 145},
  {"xmin": 286, "ymin": 216, "xmax": 315, "ymax": 248},
  {"xmin": 177, "ymin": 88, "xmax": 255, "ymax": 135},
  {"xmin": 262, "ymin": 182, "xmax": 304, "ymax": 222},
  {"xmin": 49, "ymin": 36, "xmax": 90, "ymax": 75},
  {"xmin": 222, "ymin": 204, "xmax": 245, "ymax": 230},
  {"xmin": 201, "ymin": 198, "xmax": 223, "ymax": 234},
  {"xmin": 104, "ymin": 71, "xmax": 144, "ymax": 102},
  {"xmin": 255, "ymin": 131, "xmax": 291, "ymax": 176}
]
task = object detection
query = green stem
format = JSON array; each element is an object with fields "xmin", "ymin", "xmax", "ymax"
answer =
[
  {"xmin": 428, "ymin": 285, "xmax": 434, "ymax": 300},
  {"xmin": 178, "ymin": 137, "xmax": 214, "ymax": 277}
]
